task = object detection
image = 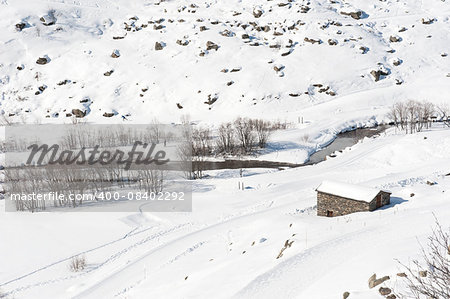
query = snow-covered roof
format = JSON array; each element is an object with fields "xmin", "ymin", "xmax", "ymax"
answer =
[{"xmin": 316, "ymin": 180, "xmax": 387, "ymax": 203}]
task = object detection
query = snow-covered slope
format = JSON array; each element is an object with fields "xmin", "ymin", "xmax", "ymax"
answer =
[
  {"xmin": 1, "ymin": 126, "xmax": 450, "ymax": 299},
  {"xmin": 1, "ymin": 0, "xmax": 450, "ymax": 298},
  {"xmin": 0, "ymin": 0, "xmax": 449, "ymax": 125}
]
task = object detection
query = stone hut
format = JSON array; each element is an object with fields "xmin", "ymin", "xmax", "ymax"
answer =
[{"xmin": 316, "ymin": 180, "xmax": 391, "ymax": 217}]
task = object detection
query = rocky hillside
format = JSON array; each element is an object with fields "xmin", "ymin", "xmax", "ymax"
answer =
[{"xmin": 0, "ymin": 0, "xmax": 449, "ymax": 124}]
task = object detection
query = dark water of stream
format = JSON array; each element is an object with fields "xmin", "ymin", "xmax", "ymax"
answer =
[{"xmin": 197, "ymin": 126, "xmax": 388, "ymax": 171}]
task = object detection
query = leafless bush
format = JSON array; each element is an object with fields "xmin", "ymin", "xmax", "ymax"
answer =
[
  {"xmin": 271, "ymin": 120, "xmax": 290, "ymax": 130},
  {"xmin": 276, "ymin": 239, "xmax": 294, "ymax": 259},
  {"xmin": 137, "ymin": 168, "xmax": 165, "ymax": 192},
  {"xmin": 69, "ymin": 255, "xmax": 87, "ymax": 272},
  {"xmin": 253, "ymin": 119, "xmax": 273, "ymax": 148},
  {"xmin": 216, "ymin": 122, "xmax": 236, "ymax": 153},
  {"xmin": 396, "ymin": 219, "xmax": 450, "ymax": 298},
  {"xmin": 234, "ymin": 117, "xmax": 256, "ymax": 153},
  {"xmin": 191, "ymin": 127, "xmax": 212, "ymax": 179}
]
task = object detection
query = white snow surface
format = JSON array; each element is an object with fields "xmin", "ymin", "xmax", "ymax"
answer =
[
  {"xmin": 316, "ymin": 180, "xmax": 385, "ymax": 203},
  {"xmin": 0, "ymin": 0, "xmax": 450, "ymax": 298}
]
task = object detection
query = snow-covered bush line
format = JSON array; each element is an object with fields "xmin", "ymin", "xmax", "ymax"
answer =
[
  {"xmin": 188, "ymin": 118, "xmax": 288, "ymax": 178},
  {"xmin": 387, "ymin": 101, "xmax": 450, "ymax": 134}
]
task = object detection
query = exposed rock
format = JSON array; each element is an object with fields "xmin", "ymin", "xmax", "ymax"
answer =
[
  {"xmin": 103, "ymin": 112, "xmax": 115, "ymax": 117},
  {"xmin": 57, "ymin": 79, "xmax": 70, "ymax": 85},
  {"xmin": 387, "ymin": 295, "xmax": 397, "ymax": 299},
  {"xmin": 204, "ymin": 94, "xmax": 218, "ymax": 105},
  {"xmin": 36, "ymin": 57, "xmax": 49, "ymax": 65},
  {"xmin": 199, "ymin": 26, "xmax": 208, "ymax": 31},
  {"xmin": 368, "ymin": 274, "xmax": 390, "ymax": 288},
  {"xmin": 227, "ymin": 81, "xmax": 234, "ymax": 86},
  {"xmin": 304, "ymin": 37, "xmax": 321, "ymax": 44},
  {"xmin": 390, "ymin": 35, "xmax": 402, "ymax": 42},
  {"xmin": 328, "ymin": 39, "xmax": 338, "ymax": 45},
  {"xmin": 72, "ymin": 109, "xmax": 86, "ymax": 118},
  {"xmin": 155, "ymin": 42, "xmax": 164, "ymax": 50},
  {"xmin": 206, "ymin": 41, "xmax": 219, "ymax": 51},
  {"xmin": 379, "ymin": 287, "xmax": 392, "ymax": 296},
  {"xmin": 220, "ymin": 29, "xmax": 234, "ymax": 37},
  {"xmin": 398, "ymin": 27, "xmax": 407, "ymax": 32},
  {"xmin": 242, "ymin": 34, "xmax": 250, "ymax": 39},
  {"xmin": 419, "ymin": 270, "xmax": 427, "ymax": 277},
  {"xmin": 104, "ymin": 70, "xmax": 114, "ymax": 76},
  {"xmin": 40, "ymin": 12, "xmax": 56, "ymax": 26},
  {"xmin": 421, "ymin": 18, "xmax": 435, "ymax": 25},
  {"xmin": 153, "ymin": 24, "xmax": 164, "ymax": 30},
  {"xmin": 360, "ymin": 46, "xmax": 369, "ymax": 54},
  {"xmin": 393, "ymin": 59, "xmax": 402, "ymax": 66},
  {"xmin": 17, "ymin": 65, "xmax": 24, "ymax": 70},
  {"xmin": 371, "ymin": 69, "xmax": 389, "ymax": 82},
  {"xmin": 111, "ymin": 49, "xmax": 121, "ymax": 58},
  {"xmin": 368, "ymin": 273, "xmax": 377, "ymax": 286},
  {"xmin": 300, "ymin": 5, "xmax": 310, "ymax": 13},
  {"xmin": 176, "ymin": 103, "xmax": 183, "ymax": 109},
  {"xmin": 273, "ymin": 65, "xmax": 284, "ymax": 72},
  {"xmin": 230, "ymin": 67, "xmax": 241, "ymax": 72},
  {"xmin": 35, "ymin": 85, "xmax": 46, "ymax": 95},
  {"xmin": 343, "ymin": 292, "xmax": 350, "ymax": 299},
  {"xmin": 397, "ymin": 272, "xmax": 407, "ymax": 277},
  {"xmin": 253, "ymin": 8, "xmax": 263, "ymax": 18},
  {"xmin": 176, "ymin": 39, "xmax": 189, "ymax": 46},
  {"xmin": 340, "ymin": 11, "xmax": 364, "ymax": 20},
  {"xmin": 15, "ymin": 22, "xmax": 27, "ymax": 31}
]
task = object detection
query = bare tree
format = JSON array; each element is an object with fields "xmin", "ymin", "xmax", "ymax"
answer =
[
  {"xmin": 436, "ymin": 103, "xmax": 450, "ymax": 127},
  {"xmin": 396, "ymin": 219, "xmax": 450, "ymax": 299},
  {"xmin": 216, "ymin": 122, "xmax": 235, "ymax": 153},
  {"xmin": 234, "ymin": 117, "xmax": 256, "ymax": 153},
  {"xmin": 137, "ymin": 168, "xmax": 165, "ymax": 193},
  {"xmin": 191, "ymin": 127, "xmax": 212, "ymax": 179},
  {"xmin": 388, "ymin": 101, "xmax": 436, "ymax": 134},
  {"xmin": 253, "ymin": 119, "xmax": 273, "ymax": 148}
]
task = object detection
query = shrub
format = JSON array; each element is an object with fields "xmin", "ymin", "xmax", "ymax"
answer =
[
  {"xmin": 69, "ymin": 255, "xmax": 87, "ymax": 272},
  {"xmin": 396, "ymin": 219, "xmax": 450, "ymax": 298}
]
